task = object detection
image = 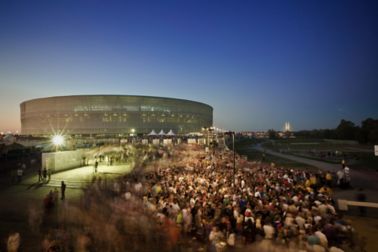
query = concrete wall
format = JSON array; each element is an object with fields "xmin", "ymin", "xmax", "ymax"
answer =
[{"xmin": 42, "ymin": 149, "xmax": 85, "ymax": 173}]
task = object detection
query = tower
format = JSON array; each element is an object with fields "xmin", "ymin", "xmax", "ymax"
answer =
[{"xmin": 284, "ymin": 122, "xmax": 292, "ymax": 132}]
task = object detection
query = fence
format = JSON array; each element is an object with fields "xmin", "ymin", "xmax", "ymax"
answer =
[{"xmin": 338, "ymin": 199, "xmax": 378, "ymax": 211}]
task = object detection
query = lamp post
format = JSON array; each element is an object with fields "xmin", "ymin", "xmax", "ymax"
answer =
[
  {"xmin": 202, "ymin": 127, "xmax": 209, "ymax": 146},
  {"xmin": 203, "ymin": 126, "xmax": 215, "ymax": 146},
  {"xmin": 209, "ymin": 127, "xmax": 214, "ymax": 146},
  {"xmin": 130, "ymin": 128, "xmax": 135, "ymax": 143},
  {"xmin": 207, "ymin": 129, "xmax": 210, "ymax": 146},
  {"xmin": 232, "ymin": 131, "xmax": 235, "ymax": 181}
]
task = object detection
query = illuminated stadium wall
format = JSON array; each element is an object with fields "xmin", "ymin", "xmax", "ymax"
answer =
[{"xmin": 20, "ymin": 95, "xmax": 213, "ymax": 136}]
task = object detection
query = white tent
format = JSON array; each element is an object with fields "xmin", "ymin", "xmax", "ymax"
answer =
[
  {"xmin": 148, "ymin": 129, "xmax": 157, "ymax": 136},
  {"xmin": 158, "ymin": 130, "xmax": 166, "ymax": 136},
  {"xmin": 166, "ymin": 129, "xmax": 175, "ymax": 136}
]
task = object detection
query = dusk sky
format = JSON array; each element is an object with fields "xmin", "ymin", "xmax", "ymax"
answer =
[{"xmin": 0, "ymin": 0, "xmax": 377, "ymax": 132}]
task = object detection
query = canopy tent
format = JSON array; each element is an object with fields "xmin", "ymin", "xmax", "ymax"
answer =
[
  {"xmin": 158, "ymin": 130, "xmax": 166, "ymax": 136},
  {"xmin": 148, "ymin": 129, "xmax": 157, "ymax": 136},
  {"xmin": 166, "ymin": 129, "xmax": 175, "ymax": 136}
]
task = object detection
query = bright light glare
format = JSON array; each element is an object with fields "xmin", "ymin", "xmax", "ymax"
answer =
[{"xmin": 52, "ymin": 135, "xmax": 64, "ymax": 146}]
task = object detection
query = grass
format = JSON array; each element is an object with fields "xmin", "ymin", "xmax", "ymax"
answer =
[
  {"xmin": 234, "ymin": 138, "xmax": 318, "ymax": 171},
  {"xmin": 259, "ymin": 138, "xmax": 378, "ymax": 171}
]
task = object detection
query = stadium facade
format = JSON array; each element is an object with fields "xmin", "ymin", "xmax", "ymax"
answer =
[{"xmin": 20, "ymin": 95, "xmax": 213, "ymax": 136}]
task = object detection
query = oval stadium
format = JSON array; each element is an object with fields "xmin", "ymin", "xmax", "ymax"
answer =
[{"xmin": 20, "ymin": 95, "xmax": 213, "ymax": 136}]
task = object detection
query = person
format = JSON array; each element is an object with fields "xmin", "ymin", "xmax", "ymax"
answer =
[
  {"xmin": 7, "ymin": 232, "xmax": 20, "ymax": 252},
  {"xmin": 336, "ymin": 169, "xmax": 344, "ymax": 187},
  {"xmin": 343, "ymin": 165, "xmax": 351, "ymax": 187},
  {"xmin": 38, "ymin": 168, "xmax": 42, "ymax": 182},
  {"xmin": 61, "ymin": 181, "xmax": 66, "ymax": 200},
  {"xmin": 356, "ymin": 188, "xmax": 367, "ymax": 216},
  {"xmin": 43, "ymin": 168, "xmax": 47, "ymax": 182},
  {"xmin": 43, "ymin": 192, "xmax": 53, "ymax": 210},
  {"xmin": 53, "ymin": 187, "xmax": 59, "ymax": 205},
  {"xmin": 325, "ymin": 172, "xmax": 333, "ymax": 187},
  {"xmin": 17, "ymin": 168, "xmax": 23, "ymax": 183},
  {"xmin": 263, "ymin": 221, "xmax": 275, "ymax": 240},
  {"xmin": 209, "ymin": 226, "xmax": 224, "ymax": 250},
  {"xmin": 94, "ymin": 160, "xmax": 98, "ymax": 173}
]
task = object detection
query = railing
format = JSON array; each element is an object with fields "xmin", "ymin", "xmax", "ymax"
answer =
[{"xmin": 338, "ymin": 199, "xmax": 378, "ymax": 211}]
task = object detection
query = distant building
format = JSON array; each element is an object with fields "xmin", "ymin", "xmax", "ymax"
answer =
[
  {"xmin": 281, "ymin": 122, "xmax": 295, "ymax": 138},
  {"xmin": 284, "ymin": 122, "xmax": 292, "ymax": 132},
  {"xmin": 20, "ymin": 95, "xmax": 213, "ymax": 136}
]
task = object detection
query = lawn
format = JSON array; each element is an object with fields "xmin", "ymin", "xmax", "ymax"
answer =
[
  {"xmin": 234, "ymin": 138, "xmax": 318, "ymax": 171},
  {"xmin": 264, "ymin": 139, "xmax": 376, "ymax": 168}
]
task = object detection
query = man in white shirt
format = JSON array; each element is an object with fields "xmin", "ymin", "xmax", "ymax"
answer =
[{"xmin": 263, "ymin": 223, "xmax": 275, "ymax": 239}]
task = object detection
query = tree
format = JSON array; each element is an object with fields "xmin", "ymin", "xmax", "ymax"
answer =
[
  {"xmin": 293, "ymin": 117, "xmax": 377, "ymax": 143},
  {"xmin": 335, "ymin": 119, "xmax": 358, "ymax": 140},
  {"xmin": 267, "ymin": 129, "xmax": 278, "ymax": 139},
  {"xmin": 359, "ymin": 118, "xmax": 378, "ymax": 144}
]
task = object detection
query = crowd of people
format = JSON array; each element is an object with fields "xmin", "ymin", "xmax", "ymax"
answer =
[
  {"xmin": 130, "ymin": 146, "xmax": 359, "ymax": 251},
  {"xmin": 6, "ymin": 143, "xmax": 364, "ymax": 252}
]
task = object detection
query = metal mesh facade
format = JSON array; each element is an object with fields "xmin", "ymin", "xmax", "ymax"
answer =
[{"xmin": 20, "ymin": 95, "xmax": 213, "ymax": 136}]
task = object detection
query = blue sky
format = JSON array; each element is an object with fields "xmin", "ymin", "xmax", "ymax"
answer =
[{"xmin": 0, "ymin": 0, "xmax": 377, "ymax": 132}]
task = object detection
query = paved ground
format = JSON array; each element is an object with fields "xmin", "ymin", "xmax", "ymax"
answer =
[
  {"xmin": 0, "ymin": 163, "xmax": 133, "ymax": 210},
  {"xmin": 1, "ymin": 149, "xmax": 378, "ymax": 250},
  {"xmin": 0, "ymin": 163, "xmax": 132, "ymax": 250},
  {"xmin": 346, "ymin": 216, "xmax": 378, "ymax": 252},
  {"xmin": 24, "ymin": 163, "xmax": 133, "ymax": 188}
]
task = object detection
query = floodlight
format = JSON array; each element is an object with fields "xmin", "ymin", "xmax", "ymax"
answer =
[{"xmin": 52, "ymin": 135, "xmax": 64, "ymax": 146}]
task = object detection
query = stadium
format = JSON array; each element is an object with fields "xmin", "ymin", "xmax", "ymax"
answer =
[{"xmin": 20, "ymin": 95, "xmax": 213, "ymax": 136}]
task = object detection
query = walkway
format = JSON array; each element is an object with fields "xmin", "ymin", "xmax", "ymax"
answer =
[
  {"xmin": 24, "ymin": 163, "xmax": 133, "ymax": 189},
  {"xmin": 252, "ymin": 144, "xmax": 378, "ymax": 201},
  {"xmin": 0, "ymin": 163, "xmax": 133, "ymax": 250}
]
